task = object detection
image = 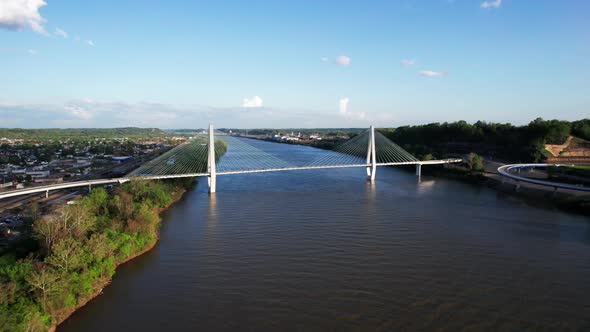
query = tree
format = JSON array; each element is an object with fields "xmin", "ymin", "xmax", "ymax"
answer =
[
  {"xmin": 67, "ymin": 204, "xmax": 95, "ymax": 237},
  {"xmin": 572, "ymin": 119, "xmax": 590, "ymax": 140},
  {"xmin": 85, "ymin": 188, "xmax": 109, "ymax": 216},
  {"xmin": 87, "ymin": 233, "xmax": 114, "ymax": 261},
  {"xmin": 45, "ymin": 238, "xmax": 83, "ymax": 273},
  {"xmin": 33, "ymin": 216, "xmax": 63, "ymax": 251},
  {"xmin": 112, "ymin": 192, "xmax": 135, "ymax": 221},
  {"xmin": 466, "ymin": 153, "xmax": 484, "ymax": 172},
  {"xmin": 422, "ymin": 153, "xmax": 434, "ymax": 161},
  {"xmin": 24, "ymin": 175, "xmax": 33, "ymax": 187},
  {"xmin": 53, "ymin": 206, "xmax": 73, "ymax": 232},
  {"xmin": 25, "ymin": 265, "xmax": 60, "ymax": 312}
]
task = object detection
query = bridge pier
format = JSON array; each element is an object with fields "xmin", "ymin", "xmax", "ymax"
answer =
[
  {"xmin": 208, "ymin": 124, "xmax": 217, "ymax": 194},
  {"xmin": 45, "ymin": 190, "xmax": 49, "ymax": 199},
  {"xmin": 416, "ymin": 163, "xmax": 422, "ymax": 177}
]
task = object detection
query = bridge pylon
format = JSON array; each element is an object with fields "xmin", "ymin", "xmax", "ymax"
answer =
[
  {"xmin": 207, "ymin": 124, "xmax": 216, "ymax": 193},
  {"xmin": 366, "ymin": 125, "xmax": 377, "ymax": 182}
]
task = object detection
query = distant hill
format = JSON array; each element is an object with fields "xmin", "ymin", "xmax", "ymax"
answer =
[{"xmin": 0, "ymin": 127, "xmax": 167, "ymax": 140}]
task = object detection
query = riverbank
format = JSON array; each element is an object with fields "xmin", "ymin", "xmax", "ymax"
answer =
[
  {"xmin": 51, "ymin": 182, "xmax": 192, "ymax": 331},
  {"xmin": 50, "ymin": 236, "xmax": 159, "ymax": 332},
  {"xmin": 422, "ymin": 165, "xmax": 590, "ymax": 216},
  {"xmin": 0, "ymin": 178, "xmax": 196, "ymax": 332}
]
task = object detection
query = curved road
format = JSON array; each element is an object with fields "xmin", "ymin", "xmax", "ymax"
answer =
[{"xmin": 497, "ymin": 163, "xmax": 590, "ymax": 192}]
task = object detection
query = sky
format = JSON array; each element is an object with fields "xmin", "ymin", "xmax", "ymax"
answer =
[{"xmin": 0, "ymin": 0, "xmax": 589, "ymax": 129}]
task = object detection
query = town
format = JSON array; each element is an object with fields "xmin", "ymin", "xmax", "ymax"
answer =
[
  {"xmin": 221, "ymin": 128, "xmax": 357, "ymax": 148},
  {"xmin": 0, "ymin": 129, "xmax": 192, "ymax": 250}
]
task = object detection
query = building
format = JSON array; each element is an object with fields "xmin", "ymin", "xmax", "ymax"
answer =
[{"xmin": 26, "ymin": 170, "xmax": 50, "ymax": 178}]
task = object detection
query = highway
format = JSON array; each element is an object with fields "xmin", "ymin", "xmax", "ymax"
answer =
[{"xmin": 0, "ymin": 178, "xmax": 130, "ymax": 200}]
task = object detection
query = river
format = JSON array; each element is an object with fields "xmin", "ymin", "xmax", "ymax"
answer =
[{"xmin": 60, "ymin": 138, "xmax": 590, "ymax": 331}]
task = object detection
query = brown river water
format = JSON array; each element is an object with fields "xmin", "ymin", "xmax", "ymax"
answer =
[{"xmin": 60, "ymin": 138, "xmax": 590, "ymax": 331}]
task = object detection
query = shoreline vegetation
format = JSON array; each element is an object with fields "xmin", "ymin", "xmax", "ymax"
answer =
[
  {"xmin": 421, "ymin": 165, "xmax": 590, "ymax": 216},
  {"xmin": 0, "ymin": 178, "xmax": 195, "ymax": 332}
]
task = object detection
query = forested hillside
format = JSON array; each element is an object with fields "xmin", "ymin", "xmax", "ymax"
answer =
[{"xmin": 383, "ymin": 118, "xmax": 590, "ymax": 162}]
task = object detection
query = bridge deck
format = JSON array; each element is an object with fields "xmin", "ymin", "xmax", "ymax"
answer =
[{"xmin": 0, "ymin": 159, "xmax": 462, "ymax": 200}]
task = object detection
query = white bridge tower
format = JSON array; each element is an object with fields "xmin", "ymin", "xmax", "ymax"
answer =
[
  {"xmin": 207, "ymin": 123, "xmax": 216, "ymax": 193},
  {"xmin": 366, "ymin": 125, "xmax": 377, "ymax": 182}
]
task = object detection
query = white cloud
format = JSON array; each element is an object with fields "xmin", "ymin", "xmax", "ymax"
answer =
[
  {"xmin": 86, "ymin": 40, "xmax": 95, "ymax": 47},
  {"xmin": 321, "ymin": 55, "xmax": 352, "ymax": 66},
  {"xmin": 339, "ymin": 97, "xmax": 349, "ymax": 114},
  {"xmin": 0, "ymin": 99, "xmax": 395, "ymax": 128},
  {"xmin": 241, "ymin": 96, "xmax": 263, "ymax": 108},
  {"xmin": 401, "ymin": 59, "xmax": 416, "ymax": 66},
  {"xmin": 481, "ymin": 0, "xmax": 502, "ymax": 9},
  {"xmin": 419, "ymin": 70, "xmax": 444, "ymax": 77},
  {"xmin": 335, "ymin": 55, "xmax": 351, "ymax": 66},
  {"xmin": 54, "ymin": 27, "xmax": 68, "ymax": 38},
  {"xmin": 27, "ymin": 49, "xmax": 37, "ymax": 55},
  {"xmin": 338, "ymin": 97, "xmax": 366, "ymax": 120},
  {"xmin": 64, "ymin": 105, "xmax": 93, "ymax": 120},
  {"xmin": 0, "ymin": 0, "xmax": 48, "ymax": 34}
]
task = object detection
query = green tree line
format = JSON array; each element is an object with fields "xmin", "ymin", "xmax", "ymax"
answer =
[{"xmin": 383, "ymin": 118, "xmax": 590, "ymax": 162}]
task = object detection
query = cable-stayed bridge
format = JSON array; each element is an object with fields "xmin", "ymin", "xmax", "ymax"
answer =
[{"xmin": 0, "ymin": 125, "xmax": 462, "ymax": 199}]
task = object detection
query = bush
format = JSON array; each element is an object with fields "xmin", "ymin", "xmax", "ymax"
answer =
[{"xmin": 466, "ymin": 153, "xmax": 484, "ymax": 172}]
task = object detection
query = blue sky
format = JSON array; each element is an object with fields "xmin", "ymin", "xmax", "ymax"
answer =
[{"xmin": 0, "ymin": 0, "xmax": 588, "ymax": 128}]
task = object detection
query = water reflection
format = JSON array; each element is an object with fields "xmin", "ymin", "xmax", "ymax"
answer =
[
  {"xmin": 416, "ymin": 178, "xmax": 436, "ymax": 195},
  {"xmin": 206, "ymin": 193, "xmax": 217, "ymax": 235}
]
